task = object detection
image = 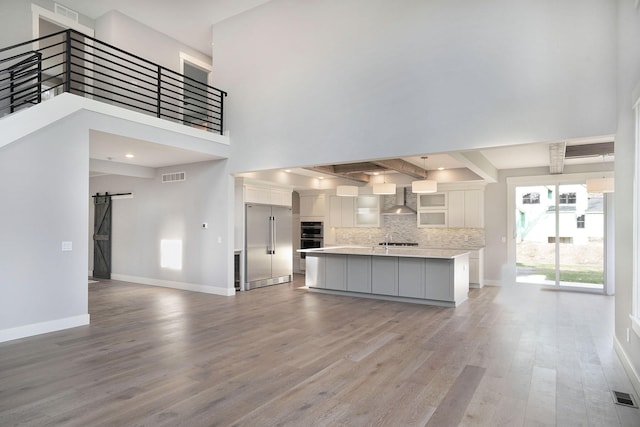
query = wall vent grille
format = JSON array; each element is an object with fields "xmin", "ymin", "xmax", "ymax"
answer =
[
  {"xmin": 162, "ymin": 172, "xmax": 186, "ymax": 183},
  {"xmin": 54, "ymin": 3, "xmax": 79, "ymax": 22},
  {"xmin": 612, "ymin": 391, "xmax": 638, "ymax": 408}
]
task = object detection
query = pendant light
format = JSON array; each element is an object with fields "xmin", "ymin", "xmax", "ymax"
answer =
[
  {"xmin": 412, "ymin": 156, "xmax": 437, "ymax": 193},
  {"xmin": 336, "ymin": 185, "xmax": 358, "ymax": 197},
  {"xmin": 586, "ymin": 155, "xmax": 614, "ymax": 193},
  {"xmin": 372, "ymin": 170, "xmax": 396, "ymax": 195}
]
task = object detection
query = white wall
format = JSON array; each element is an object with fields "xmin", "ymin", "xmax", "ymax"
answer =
[
  {"xmin": 211, "ymin": 0, "xmax": 617, "ymax": 174},
  {"xmin": 615, "ymin": 0, "xmax": 640, "ymax": 394},
  {"xmin": 0, "ymin": 115, "xmax": 89, "ymax": 342},
  {"xmin": 95, "ymin": 10, "xmax": 211, "ymax": 75},
  {"xmin": 90, "ymin": 160, "xmax": 234, "ymax": 296}
]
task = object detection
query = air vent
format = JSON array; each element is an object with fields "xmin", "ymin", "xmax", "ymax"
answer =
[
  {"xmin": 612, "ymin": 391, "xmax": 638, "ymax": 408},
  {"xmin": 162, "ymin": 172, "xmax": 186, "ymax": 183},
  {"xmin": 54, "ymin": 3, "xmax": 79, "ymax": 22}
]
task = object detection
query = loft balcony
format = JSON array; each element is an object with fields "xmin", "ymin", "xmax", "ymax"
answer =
[{"xmin": 0, "ymin": 29, "xmax": 226, "ymax": 134}]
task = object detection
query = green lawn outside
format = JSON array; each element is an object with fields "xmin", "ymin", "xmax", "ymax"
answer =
[{"xmin": 516, "ymin": 263, "xmax": 604, "ymax": 284}]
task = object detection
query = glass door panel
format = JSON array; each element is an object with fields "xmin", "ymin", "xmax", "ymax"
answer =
[
  {"xmin": 557, "ymin": 184, "xmax": 604, "ymax": 290},
  {"xmin": 515, "ymin": 185, "xmax": 556, "ymax": 284}
]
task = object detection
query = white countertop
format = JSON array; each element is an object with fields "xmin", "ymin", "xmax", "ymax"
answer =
[{"xmin": 298, "ymin": 246, "xmax": 469, "ymax": 259}]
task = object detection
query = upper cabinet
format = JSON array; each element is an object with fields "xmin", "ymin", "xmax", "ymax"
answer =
[
  {"xmin": 417, "ymin": 192, "xmax": 447, "ymax": 210},
  {"xmin": 329, "ymin": 195, "xmax": 355, "ymax": 228},
  {"xmin": 418, "ymin": 187, "xmax": 484, "ymax": 229},
  {"xmin": 245, "ymin": 185, "xmax": 292, "ymax": 206},
  {"xmin": 447, "ymin": 190, "xmax": 484, "ymax": 228},
  {"xmin": 300, "ymin": 194, "xmax": 326, "ymax": 218},
  {"xmin": 354, "ymin": 195, "xmax": 380, "ymax": 227}
]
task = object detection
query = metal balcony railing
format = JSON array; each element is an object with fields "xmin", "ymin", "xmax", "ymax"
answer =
[{"xmin": 0, "ymin": 29, "xmax": 227, "ymax": 134}]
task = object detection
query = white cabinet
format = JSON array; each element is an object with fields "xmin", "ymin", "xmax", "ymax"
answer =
[
  {"xmin": 417, "ymin": 211, "xmax": 447, "ymax": 228},
  {"xmin": 468, "ymin": 248, "xmax": 484, "ymax": 288},
  {"xmin": 447, "ymin": 190, "xmax": 484, "ymax": 228},
  {"xmin": 245, "ymin": 185, "xmax": 291, "ymax": 206},
  {"xmin": 300, "ymin": 194, "xmax": 326, "ymax": 218},
  {"xmin": 355, "ymin": 195, "xmax": 380, "ymax": 227},
  {"xmin": 418, "ymin": 192, "xmax": 447, "ymax": 209},
  {"xmin": 329, "ymin": 196, "xmax": 354, "ymax": 227},
  {"xmin": 418, "ymin": 189, "xmax": 483, "ymax": 228}
]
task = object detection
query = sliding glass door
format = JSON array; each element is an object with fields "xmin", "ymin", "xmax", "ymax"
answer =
[{"xmin": 515, "ymin": 182, "xmax": 604, "ymax": 290}]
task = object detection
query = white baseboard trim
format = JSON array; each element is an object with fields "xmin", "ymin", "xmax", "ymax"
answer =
[
  {"xmin": 483, "ymin": 279, "xmax": 502, "ymax": 286},
  {"xmin": 111, "ymin": 274, "xmax": 235, "ymax": 296},
  {"xmin": 614, "ymin": 335, "xmax": 640, "ymax": 398},
  {"xmin": 0, "ymin": 314, "xmax": 90, "ymax": 343}
]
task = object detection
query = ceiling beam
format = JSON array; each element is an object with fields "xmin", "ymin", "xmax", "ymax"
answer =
[
  {"xmin": 332, "ymin": 162, "xmax": 386, "ymax": 174},
  {"xmin": 549, "ymin": 142, "xmax": 566, "ymax": 174},
  {"xmin": 448, "ymin": 151, "xmax": 498, "ymax": 183},
  {"xmin": 565, "ymin": 142, "xmax": 614, "ymax": 158},
  {"xmin": 371, "ymin": 158, "xmax": 428, "ymax": 179},
  {"xmin": 305, "ymin": 165, "xmax": 370, "ymax": 183}
]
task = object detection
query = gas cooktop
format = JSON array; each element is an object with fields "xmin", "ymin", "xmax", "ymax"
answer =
[{"xmin": 378, "ymin": 242, "xmax": 419, "ymax": 247}]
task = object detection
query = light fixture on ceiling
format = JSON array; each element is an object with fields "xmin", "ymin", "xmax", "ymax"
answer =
[
  {"xmin": 125, "ymin": 153, "xmax": 134, "ymax": 158},
  {"xmin": 336, "ymin": 185, "xmax": 358, "ymax": 197},
  {"xmin": 586, "ymin": 155, "xmax": 614, "ymax": 193},
  {"xmin": 586, "ymin": 177, "xmax": 614, "ymax": 193},
  {"xmin": 373, "ymin": 171, "xmax": 396, "ymax": 195},
  {"xmin": 412, "ymin": 156, "xmax": 437, "ymax": 193}
]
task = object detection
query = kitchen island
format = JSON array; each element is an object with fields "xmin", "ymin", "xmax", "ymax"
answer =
[{"xmin": 299, "ymin": 246, "xmax": 469, "ymax": 307}]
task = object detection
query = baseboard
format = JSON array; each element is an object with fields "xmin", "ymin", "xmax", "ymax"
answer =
[
  {"xmin": 111, "ymin": 274, "xmax": 235, "ymax": 296},
  {"xmin": 0, "ymin": 314, "xmax": 90, "ymax": 343},
  {"xmin": 483, "ymin": 279, "xmax": 502, "ymax": 286},
  {"xmin": 614, "ymin": 335, "xmax": 640, "ymax": 398}
]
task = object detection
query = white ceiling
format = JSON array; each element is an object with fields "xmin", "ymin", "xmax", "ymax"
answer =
[
  {"xmin": 90, "ymin": 130, "xmax": 222, "ymax": 168},
  {"xmin": 59, "ymin": 0, "xmax": 272, "ymax": 55}
]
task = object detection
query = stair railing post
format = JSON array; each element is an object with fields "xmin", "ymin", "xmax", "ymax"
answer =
[
  {"xmin": 157, "ymin": 66, "xmax": 161, "ymax": 118},
  {"xmin": 64, "ymin": 29, "xmax": 71, "ymax": 93}
]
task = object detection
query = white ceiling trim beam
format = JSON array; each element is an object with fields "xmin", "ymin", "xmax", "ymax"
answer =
[
  {"xmin": 448, "ymin": 151, "xmax": 498, "ymax": 183},
  {"xmin": 90, "ymin": 158, "xmax": 156, "ymax": 178}
]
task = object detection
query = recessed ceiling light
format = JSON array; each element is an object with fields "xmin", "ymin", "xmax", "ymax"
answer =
[
  {"xmin": 373, "ymin": 172, "xmax": 380, "ymax": 176},
  {"xmin": 125, "ymin": 153, "xmax": 135, "ymax": 158},
  {"xmin": 318, "ymin": 176, "xmax": 324, "ymax": 180},
  {"xmin": 438, "ymin": 167, "xmax": 445, "ymax": 171},
  {"xmin": 284, "ymin": 169, "xmax": 292, "ymax": 173}
]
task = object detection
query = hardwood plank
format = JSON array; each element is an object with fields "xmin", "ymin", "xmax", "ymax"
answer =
[{"xmin": 0, "ymin": 277, "xmax": 639, "ymax": 426}]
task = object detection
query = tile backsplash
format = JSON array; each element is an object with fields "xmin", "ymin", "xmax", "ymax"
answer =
[{"xmin": 333, "ymin": 192, "xmax": 485, "ymax": 249}]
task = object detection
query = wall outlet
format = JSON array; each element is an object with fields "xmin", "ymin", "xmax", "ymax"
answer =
[
  {"xmin": 464, "ymin": 235, "xmax": 469, "ymax": 242},
  {"xmin": 202, "ymin": 223, "xmax": 208, "ymax": 229},
  {"xmin": 61, "ymin": 241, "xmax": 72, "ymax": 251},
  {"xmin": 217, "ymin": 236, "xmax": 222, "ymax": 243}
]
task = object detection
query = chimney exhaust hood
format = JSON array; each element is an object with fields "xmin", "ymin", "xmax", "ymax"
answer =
[{"xmin": 382, "ymin": 187, "xmax": 416, "ymax": 215}]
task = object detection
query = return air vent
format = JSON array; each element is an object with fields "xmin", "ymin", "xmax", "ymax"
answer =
[
  {"xmin": 54, "ymin": 3, "xmax": 79, "ymax": 22},
  {"xmin": 161, "ymin": 171, "xmax": 186, "ymax": 183},
  {"xmin": 612, "ymin": 390, "xmax": 638, "ymax": 408}
]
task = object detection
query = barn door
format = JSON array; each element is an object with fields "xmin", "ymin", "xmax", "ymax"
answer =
[{"xmin": 93, "ymin": 193, "xmax": 112, "ymax": 279}]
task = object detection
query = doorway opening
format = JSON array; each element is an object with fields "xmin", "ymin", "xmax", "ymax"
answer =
[
  {"xmin": 179, "ymin": 53, "xmax": 212, "ymax": 129},
  {"xmin": 514, "ymin": 182, "xmax": 606, "ymax": 291}
]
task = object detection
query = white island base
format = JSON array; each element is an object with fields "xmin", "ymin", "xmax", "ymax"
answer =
[{"xmin": 302, "ymin": 247, "xmax": 470, "ymax": 307}]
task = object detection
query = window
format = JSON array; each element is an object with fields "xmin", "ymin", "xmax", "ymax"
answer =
[
  {"xmin": 576, "ymin": 215, "xmax": 585, "ymax": 229},
  {"xmin": 523, "ymin": 192, "xmax": 540, "ymax": 204},
  {"xmin": 559, "ymin": 192, "xmax": 576, "ymax": 204}
]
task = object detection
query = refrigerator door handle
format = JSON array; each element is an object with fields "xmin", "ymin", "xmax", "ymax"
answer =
[
  {"xmin": 272, "ymin": 216, "xmax": 277, "ymax": 254},
  {"xmin": 267, "ymin": 216, "xmax": 275, "ymax": 254}
]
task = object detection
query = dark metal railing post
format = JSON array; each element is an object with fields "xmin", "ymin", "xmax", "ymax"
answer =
[
  {"xmin": 64, "ymin": 29, "xmax": 71, "ymax": 93},
  {"xmin": 156, "ymin": 66, "xmax": 162, "ymax": 118},
  {"xmin": 36, "ymin": 51, "xmax": 42, "ymax": 104},
  {"xmin": 219, "ymin": 92, "xmax": 226, "ymax": 135}
]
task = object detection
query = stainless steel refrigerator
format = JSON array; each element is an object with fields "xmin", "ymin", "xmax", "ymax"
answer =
[{"xmin": 245, "ymin": 204, "xmax": 293, "ymax": 290}]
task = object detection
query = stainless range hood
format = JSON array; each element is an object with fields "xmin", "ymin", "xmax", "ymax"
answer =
[{"xmin": 382, "ymin": 187, "xmax": 416, "ymax": 215}]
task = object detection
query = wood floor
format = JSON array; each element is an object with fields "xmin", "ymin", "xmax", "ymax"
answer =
[{"xmin": 1, "ymin": 276, "xmax": 639, "ymax": 426}]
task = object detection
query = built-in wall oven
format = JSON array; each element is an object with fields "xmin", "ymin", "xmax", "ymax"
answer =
[{"xmin": 300, "ymin": 221, "xmax": 323, "ymax": 259}]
